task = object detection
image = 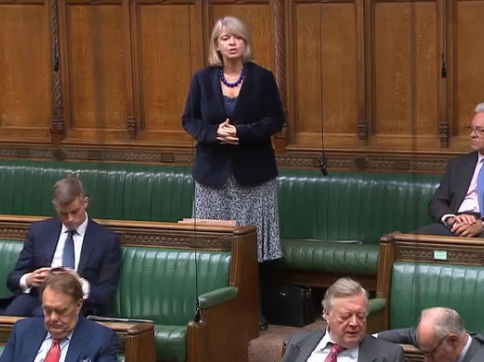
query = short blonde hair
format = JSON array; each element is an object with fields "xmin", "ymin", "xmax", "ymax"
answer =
[{"xmin": 208, "ymin": 16, "xmax": 253, "ymax": 67}]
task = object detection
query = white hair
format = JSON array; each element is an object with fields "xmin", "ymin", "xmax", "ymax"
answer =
[{"xmin": 475, "ymin": 103, "xmax": 484, "ymax": 113}]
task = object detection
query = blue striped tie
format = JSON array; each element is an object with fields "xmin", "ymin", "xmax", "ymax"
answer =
[{"xmin": 62, "ymin": 229, "xmax": 76, "ymax": 269}]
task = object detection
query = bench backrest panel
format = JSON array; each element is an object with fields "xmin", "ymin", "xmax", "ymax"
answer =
[
  {"xmin": 390, "ymin": 262, "xmax": 484, "ymax": 333},
  {"xmin": 278, "ymin": 170, "xmax": 441, "ymax": 243},
  {"xmin": 111, "ymin": 247, "xmax": 231, "ymax": 325},
  {"xmin": 0, "ymin": 160, "xmax": 193, "ymax": 221}
]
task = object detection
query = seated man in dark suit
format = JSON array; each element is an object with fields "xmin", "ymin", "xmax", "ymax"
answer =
[
  {"xmin": 4, "ymin": 176, "xmax": 121, "ymax": 317},
  {"xmin": 0, "ymin": 272, "xmax": 118, "ymax": 362},
  {"xmin": 282, "ymin": 277, "xmax": 405, "ymax": 362},
  {"xmin": 416, "ymin": 102, "xmax": 484, "ymax": 237},
  {"xmin": 378, "ymin": 307, "xmax": 484, "ymax": 362}
]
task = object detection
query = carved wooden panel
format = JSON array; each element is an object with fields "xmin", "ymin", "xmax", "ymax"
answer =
[
  {"xmin": 370, "ymin": 0, "xmax": 441, "ymax": 150},
  {"xmin": 204, "ymin": 0, "xmax": 272, "ymax": 70},
  {"xmin": 286, "ymin": 0, "xmax": 361, "ymax": 149},
  {"xmin": 0, "ymin": 0, "xmax": 52, "ymax": 142},
  {"xmin": 131, "ymin": 0, "xmax": 200, "ymax": 145},
  {"xmin": 452, "ymin": 0, "xmax": 484, "ymax": 149},
  {"xmin": 58, "ymin": 0, "xmax": 132, "ymax": 143}
]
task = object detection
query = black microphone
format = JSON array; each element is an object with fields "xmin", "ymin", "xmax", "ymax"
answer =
[{"xmin": 320, "ymin": 152, "xmax": 328, "ymax": 176}]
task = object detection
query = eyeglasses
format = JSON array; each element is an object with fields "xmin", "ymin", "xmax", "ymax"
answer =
[
  {"xmin": 469, "ymin": 126, "xmax": 484, "ymax": 136},
  {"xmin": 419, "ymin": 334, "xmax": 450, "ymax": 357}
]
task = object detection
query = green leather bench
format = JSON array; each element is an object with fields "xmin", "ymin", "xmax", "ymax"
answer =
[
  {"xmin": 368, "ymin": 233, "xmax": 484, "ymax": 334},
  {"xmin": 0, "ymin": 218, "xmax": 259, "ymax": 362},
  {"xmin": 0, "ymin": 159, "xmax": 442, "ymax": 290}
]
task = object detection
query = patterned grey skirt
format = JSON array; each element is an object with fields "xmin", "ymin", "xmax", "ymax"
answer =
[{"xmin": 194, "ymin": 175, "xmax": 281, "ymax": 263}]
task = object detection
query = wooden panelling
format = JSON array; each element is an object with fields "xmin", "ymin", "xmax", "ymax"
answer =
[
  {"xmin": 59, "ymin": 0, "xmax": 131, "ymax": 144},
  {"xmin": 371, "ymin": 0, "xmax": 441, "ymax": 149},
  {"xmin": 453, "ymin": 0, "xmax": 484, "ymax": 146},
  {"xmin": 287, "ymin": 0, "xmax": 361, "ymax": 149},
  {"xmin": 131, "ymin": 0, "xmax": 200, "ymax": 145},
  {"xmin": 0, "ymin": 1, "xmax": 52, "ymax": 142},
  {"xmin": 205, "ymin": 1, "xmax": 272, "ymax": 70},
  {"xmin": 0, "ymin": 0, "xmax": 484, "ymax": 170}
]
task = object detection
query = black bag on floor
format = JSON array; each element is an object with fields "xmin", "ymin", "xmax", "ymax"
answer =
[{"xmin": 263, "ymin": 283, "xmax": 316, "ymax": 327}]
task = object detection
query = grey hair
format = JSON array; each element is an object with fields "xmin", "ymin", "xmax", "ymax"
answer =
[
  {"xmin": 322, "ymin": 277, "xmax": 368, "ymax": 312},
  {"xmin": 207, "ymin": 16, "xmax": 253, "ymax": 67},
  {"xmin": 52, "ymin": 176, "xmax": 86, "ymax": 205},
  {"xmin": 419, "ymin": 307, "xmax": 466, "ymax": 339},
  {"xmin": 475, "ymin": 103, "xmax": 484, "ymax": 113}
]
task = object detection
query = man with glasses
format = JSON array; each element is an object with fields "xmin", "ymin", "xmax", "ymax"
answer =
[
  {"xmin": 415, "ymin": 102, "xmax": 484, "ymax": 237},
  {"xmin": 378, "ymin": 307, "xmax": 484, "ymax": 362}
]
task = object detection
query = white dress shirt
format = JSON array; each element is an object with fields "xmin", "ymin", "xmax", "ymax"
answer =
[
  {"xmin": 442, "ymin": 154, "xmax": 484, "ymax": 223},
  {"xmin": 34, "ymin": 330, "xmax": 73, "ymax": 362},
  {"xmin": 307, "ymin": 329, "xmax": 359, "ymax": 362},
  {"xmin": 20, "ymin": 215, "xmax": 90, "ymax": 298}
]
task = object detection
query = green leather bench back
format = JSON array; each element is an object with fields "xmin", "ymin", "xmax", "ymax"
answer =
[
  {"xmin": 278, "ymin": 170, "xmax": 442, "ymax": 243},
  {"xmin": 0, "ymin": 159, "xmax": 442, "ymax": 244},
  {"xmin": 0, "ymin": 239, "xmax": 231, "ymax": 361},
  {"xmin": 0, "ymin": 240, "xmax": 24, "ymax": 300},
  {"xmin": 111, "ymin": 247, "xmax": 231, "ymax": 324},
  {"xmin": 0, "ymin": 160, "xmax": 193, "ymax": 221},
  {"xmin": 390, "ymin": 262, "xmax": 484, "ymax": 333}
]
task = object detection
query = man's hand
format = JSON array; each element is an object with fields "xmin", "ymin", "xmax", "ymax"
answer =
[
  {"xmin": 451, "ymin": 214, "xmax": 484, "ymax": 237},
  {"xmin": 26, "ymin": 267, "xmax": 51, "ymax": 288}
]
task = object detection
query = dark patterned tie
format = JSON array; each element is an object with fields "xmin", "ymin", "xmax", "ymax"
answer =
[
  {"xmin": 325, "ymin": 343, "xmax": 344, "ymax": 362},
  {"xmin": 62, "ymin": 229, "xmax": 76, "ymax": 269},
  {"xmin": 44, "ymin": 339, "xmax": 60, "ymax": 362}
]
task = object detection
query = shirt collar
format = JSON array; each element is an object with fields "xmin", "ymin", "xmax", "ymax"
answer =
[
  {"xmin": 61, "ymin": 213, "xmax": 88, "ymax": 236},
  {"xmin": 320, "ymin": 328, "xmax": 359, "ymax": 359},
  {"xmin": 457, "ymin": 334, "xmax": 472, "ymax": 362}
]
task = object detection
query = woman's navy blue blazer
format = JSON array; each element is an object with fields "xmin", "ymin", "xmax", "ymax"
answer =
[{"xmin": 182, "ymin": 62, "xmax": 284, "ymax": 187}]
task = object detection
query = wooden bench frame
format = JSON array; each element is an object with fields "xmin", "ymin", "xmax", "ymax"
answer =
[
  {"xmin": 369, "ymin": 232, "xmax": 484, "ymax": 362},
  {"xmin": 0, "ymin": 215, "xmax": 259, "ymax": 362},
  {"xmin": 0, "ymin": 316, "xmax": 156, "ymax": 362}
]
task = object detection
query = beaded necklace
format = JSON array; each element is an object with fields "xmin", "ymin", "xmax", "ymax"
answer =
[{"xmin": 220, "ymin": 66, "xmax": 246, "ymax": 88}]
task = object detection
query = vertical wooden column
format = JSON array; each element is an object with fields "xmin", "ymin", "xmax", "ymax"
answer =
[
  {"xmin": 49, "ymin": 0, "xmax": 65, "ymax": 145},
  {"xmin": 271, "ymin": 0, "xmax": 288, "ymax": 150}
]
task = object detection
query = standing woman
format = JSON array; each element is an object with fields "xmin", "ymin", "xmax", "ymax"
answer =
[{"xmin": 182, "ymin": 16, "xmax": 284, "ymax": 329}]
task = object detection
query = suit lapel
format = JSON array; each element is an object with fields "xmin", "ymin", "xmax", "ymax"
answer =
[
  {"xmin": 454, "ymin": 152, "xmax": 478, "ymax": 209},
  {"xmin": 77, "ymin": 220, "xmax": 94, "ymax": 274},
  {"xmin": 24, "ymin": 322, "xmax": 47, "ymax": 362},
  {"xmin": 357, "ymin": 336, "xmax": 377, "ymax": 362},
  {"xmin": 45, "ymin": 220, "xmax": 62, "ymax": 263},
  {"xmin": 294, "ymin": 330, "xmax": 325, "ymax": 362},
  {"xmin": 65, "ymin": 317, "xmax": 90, "ymax": 362},
  {"xmin": 210, "ymin": 68, "xmax": 226, "ymax": 118}
]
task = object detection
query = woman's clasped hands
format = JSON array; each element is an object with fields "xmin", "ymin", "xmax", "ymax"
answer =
[{"xmin": 217, "ymin": 118, "xmax": 239, "ymax": 145}]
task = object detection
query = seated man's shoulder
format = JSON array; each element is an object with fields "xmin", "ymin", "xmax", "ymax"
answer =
[
  {"xmin": 362, "ymin": 335, "xmax": 404, "ymax": 354},
  {"xmin": 14, "ymin": 317, "xmax": 44, "ymax": 331},
  {"xmin": 286, "ymin": 330, "xmax": 323, "ymax": 346}
]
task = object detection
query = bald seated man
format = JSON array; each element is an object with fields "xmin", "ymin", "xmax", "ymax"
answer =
[{"xmin": 378, "ymin": 307, "xmax": 484, "ymax": 362}]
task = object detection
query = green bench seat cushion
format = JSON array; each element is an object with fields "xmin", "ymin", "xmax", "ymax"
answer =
[
  {"xmin": 274, "ymin": 239, "xmax": 379, "ymax": 275},
  {"xmin": 154, "ymin": 325, "xmax": 187, "ymax": 362},
  {"xmin": 391, "ymin": 262, "xmax": 484, "ymax": 333}
]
